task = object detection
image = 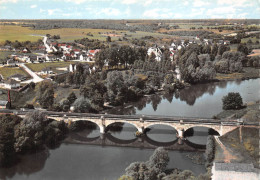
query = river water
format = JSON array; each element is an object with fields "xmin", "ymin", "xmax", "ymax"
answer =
[{"xmin": 1, "ymin": 79, "xmax": 259, "ymax": 180}]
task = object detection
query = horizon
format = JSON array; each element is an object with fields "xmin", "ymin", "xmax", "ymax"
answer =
[{"xmin": 0, "ymin": 0, "xmax": 259, "ymax": 19}]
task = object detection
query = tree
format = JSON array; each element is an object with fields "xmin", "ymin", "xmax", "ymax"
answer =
[
  {"xmin": 218, "ymin": 44, "xmax": 229, "ymax": 56},
  {"xmin": 36, "ymin": 81, "xmax": 54, "ymax": 109},
  {"xmin": 0, "ymin": 114, "xmax": 21, "ymax": 167},
  {"xmin": 80, "ymin": 74, "xmax": 107, "ymax": 111},
  {"xmin": 237, "ymin": 43, "xmax": 248, "ymax": 55},
  {"xmin": 72, "ymin": 97, "xmax": 93, "ymax": 113},
  {"xmin": 211, "ymin": 43, "xmax": 218, "ymax": 56},
  {"xmin": 222, "ymin": 92, "xmax": 243, "ymax": 110},
  {"xmin": 95, "ymin": 50, "xmax": 106, "ymax": 70},
  {"xmin": 67, "ymin": 92, "xmax": 77, "ymax": 105},
  {"xmin": 106, "ymin": 36, "xmax": 111, "ymax": 42},
  {"xmin": 106, "ymin": 71, "xmax": 127, "ymax": 105}
]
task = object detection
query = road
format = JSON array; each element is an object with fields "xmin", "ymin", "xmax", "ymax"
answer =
[{"xmin": 20, "ymin": 63, "xmax": 44, "ymax": 83}]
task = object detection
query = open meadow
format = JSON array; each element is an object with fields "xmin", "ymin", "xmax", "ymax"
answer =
[
  {"xmin": 0, "ymin": 25, "xmax": 171, "ymax": 43},
  {"xmin": 0, "ymin": 66, "xmax": 29, "ymax": 79}
]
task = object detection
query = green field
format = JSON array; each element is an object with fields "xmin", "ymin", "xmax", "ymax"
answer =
[
  {"xmin": 241, "ymin": 37, "xmax": 259, "ymax": 44},
  {"xmin": 0, "ymin": 51, "xmax": 13, "ymax": 60},
  {"xmin": 0, "ymin": 25, "xmax": 171, "ymax": 43},
  {"xmin": 0, "ymin": 67, "xmax": 29, "ymax": 79},
  {"xmin": 25, "ymin": 61, "xmax": 92, "ymax": 72}
]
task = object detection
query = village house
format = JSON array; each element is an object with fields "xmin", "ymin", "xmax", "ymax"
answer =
[
  {"xmin": 69, "ymin": 63, "xmax": 95, "ymax": 74},
  {"xmin": 2, "ymin": 79, "xmax": 20, "ymax": 89},
  {"xmin": 22, "ymin": 47, "xmax": 31, "ymax": 53},
  {"xmin": 40, "ymin": 67, "xmax": 54, "ymax": 75},
  {"xmin": 9, "ymin": 74, "xmax": 27, "ymax": 82},
  {"xmin": 6, "ymin": 59, "xmax": 17, "ymax": 66},
  {"xmin": 147, "ymin": 46, "xmax": 162, "ymax": 61},
  {"xmin": 211, "ymin": 162, "xmax": 258, "ymax": 180},
  {"xmin": 0, "ymin": 100, "xmax": 10, "ymax": 109}
]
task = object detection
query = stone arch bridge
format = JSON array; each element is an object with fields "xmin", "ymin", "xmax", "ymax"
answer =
[
  {"xmin": 12, "ymin": 110, "xmax": 258, "ymax": 138},
  {"xmin": 36, "ymin": 111, "xmax": 255, "ymax": 138}
]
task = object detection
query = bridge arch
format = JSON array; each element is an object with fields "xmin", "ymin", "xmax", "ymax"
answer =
[
  {"xmin": 184, "ymin": 125, "xmax": 221, "ymax": 136},
  {"xmin": 67, "ymin": 118, "xmax": 104, "ymax": 133},
  {"xmin": 144, "ymin": 122, "xmax": 181, "ymax": 132},
  {"xmin": 105, "ymin": 120, "xmax": 142, "ymax": 133}
]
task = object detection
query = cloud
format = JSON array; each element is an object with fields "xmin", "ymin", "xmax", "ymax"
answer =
[
  {"xmin": 206, "ymin": 6, "xmax": 238, "ymax": 18},
  {"xmin": 183, "ymin": 1, "xmax": 189, "ymax": 6},
  {"xmin": 193, "ymin": 0, "xmax": 210, "ymax": 7},
  {"xmin": 190, "ymin": 8, "xmax": 205, "ymax": 17},
  {"xmin": 47, "ymin": 8, "xmax": 61, "ymax": 15},
  {"xmin": 0, "ymin": 0, "xmax": 18, "ymax": 4},
  {"xmin": 98, "ymin": 8, "xmax": 121, "ymax": 16},
  {"xmin": 40, "ymin": 8, "xmax": 45, "ymax": 13},
  {"xmin": 121, "ymin": 0, "xmax": 138, "ymax": 5},
  {"xmin": 30, "ymin": 4, "xmax": 37, "ymax": 8},
  {"xmin": 142, "ymin": 8, "xmax": 174, "ymax": 19},
  {"xmin": 217, "ymin": 0, "xmax": 253, "ymax": 7}
]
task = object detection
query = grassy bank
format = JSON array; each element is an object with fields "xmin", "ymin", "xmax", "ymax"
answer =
[
  {"xmin": 215, "ymin": 101, "xmax": 260, "ymax": 123},
  {"xmin": 216, "ymin": 67, "xmax": 259, "ymax": 81},
  {"xmin": 215, "ymin": 127, "xmax": 259, "ymax": 168}
]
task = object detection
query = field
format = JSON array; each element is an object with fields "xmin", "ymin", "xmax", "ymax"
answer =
[
  {"xmin": 0, "ymin": 25, "xmax": 171, "ymax": 43},
  {"xmin": 241, "ymin": 37, "xmax": 259, "ymax": 43},
  {"xmin": 0, "ymin": 66, "xmax": 29, "ymax": 79},
  {"xmin": 0, "ymin": 51, "xmax": 13, "ymax": 61},
  {"xmin": 25, "ymin": 61, "xmax": 92, "ymax": 72}
]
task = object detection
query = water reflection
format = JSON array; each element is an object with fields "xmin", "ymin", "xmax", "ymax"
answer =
[
  {"xmin": 146, "ymin": 124, "xmax": 177, "ymax": 143},
  {"xmin": 0, "ymin": 150, "xmax": 49, "ymax": 180},
  {"xmin": 107, "ymin": 79, "xmax": 260, "ymax": 118}
]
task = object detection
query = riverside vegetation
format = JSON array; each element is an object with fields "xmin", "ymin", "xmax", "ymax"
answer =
[
  {"xmin": 118, "ymin": 146, "xmax": 213, "ymax": 180},
  {"xmin": 0, "ymin": 111, "xmax": 68, "ymax": 167}
]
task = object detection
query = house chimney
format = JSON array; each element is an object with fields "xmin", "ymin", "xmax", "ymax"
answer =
[{"xmin": 8, "ymin": 90, "xmax": 11, "ymax": 108}]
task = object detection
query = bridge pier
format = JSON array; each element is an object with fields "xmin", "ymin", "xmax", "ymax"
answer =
[
  {"xmin": 177, "ymin": 129, "xmax": 184, "ymax": 139},
  {"xmin": 100, "ymin": 125, "xmax": 106, "ymax": 134},
  {"xmin": 137, "ymin": 127, "xmax": 143, "ymax": 134}
]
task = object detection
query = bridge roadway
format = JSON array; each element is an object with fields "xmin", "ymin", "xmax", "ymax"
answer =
[{"xmin": 4, "ymin": 109, "xmax": 259, "ymax": 138}]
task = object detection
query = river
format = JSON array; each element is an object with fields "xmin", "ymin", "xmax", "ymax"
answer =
[{"xmin": 0, "ymin": 79, "xmax": 259, "ymax": 180}]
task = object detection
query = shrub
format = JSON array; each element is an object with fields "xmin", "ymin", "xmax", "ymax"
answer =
[{"xmin": 222, "ymin": 92, "xmax": 243, "ymax": 110}]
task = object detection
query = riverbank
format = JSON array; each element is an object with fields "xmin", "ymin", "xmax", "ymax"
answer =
[
  {"xmin": 215, "ymin": 101, "xmax": 260, "ymax": 123},
  {"xmin": 214, "ymin": 101, "xmax": 259, "ymax": 168},
  {"xmin": 216, "ymin": 67, "xmax": 259, "ymax": 81},
  {"xmin": 215, "ymin": 127, "xmax": 259, "ymax": 169},
  {"xmin": 0, "ymin": 112, "xmax": 68, "ymax": 168}
]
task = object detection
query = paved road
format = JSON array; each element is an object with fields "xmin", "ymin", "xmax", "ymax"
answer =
[{"xmin": 20, "ymin": 63, "xmax": 44, "ymax": 83}]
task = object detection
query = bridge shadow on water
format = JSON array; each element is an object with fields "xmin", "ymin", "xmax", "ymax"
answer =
[{"xmin": 66, "ymin": 132, "xmax": 206, "ymax": 151}]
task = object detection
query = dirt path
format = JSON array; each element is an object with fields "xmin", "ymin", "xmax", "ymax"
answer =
[{"xmin": 215, "ymin": 136, "xmax": 237, "ymax": 163}]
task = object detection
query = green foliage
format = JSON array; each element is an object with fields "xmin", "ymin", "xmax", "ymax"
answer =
[
  {"xmin": 80, "ymin": 74, "xmax": 107, "ymax": 111},
  {"xmin": 36, "ymin": 81, "xmax": 54, "ymax": 109},
  {"xmin": 237, "ymin": 43, "xmax": 249, "ymax": 55},
  {"xmin": 217, "ymin": 44, "xmax": 230, "ymax": 56},
  {"xmin": 106, "ymin": 36, "xmax": 111, "ymax": 42},
  {"xmin": 222, "ymin": 92, "xmax": 243, "ymax": 110},
  {"xmin": 0, "ymin": 114, "xmax": 22, "ymax": 167},
  {"xmin": 205, "ymin": 136, "xmax": 215, "ymax": 168},
  {"xmin": 214, "ymin": 51, "xmax": 244, "ymax": 73},
  {"xmin": 67, "ymin": 92, "xmax": 77, "ymax": 105},
  {"xmin": 247, "ymin": 56, "xmax": 260, "ymax": 67},
  {"xmin": 123, "ymin": 147, "xmax": 169, "ymax": 180},
  {"xmin": 14, "ymin": 111, "xmax": 68, "ymax": 153},
  {"xmin": 179, "ymin": 47, "xmax": 216, "ymax": 83},
  {"xmin": 72, "ymin": 97, "xmax": 96, "ymax": 113}
]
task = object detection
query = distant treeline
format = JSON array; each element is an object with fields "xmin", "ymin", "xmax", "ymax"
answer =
[
  {"xmin": 164, "ymin": 30, "xmax": 215, "ymax": 38},
  {"xmin": 1, "ymin": 20, "xmax": 160, "ymax": 32},
  {"xmin": 1, "ymin": 19, "xmax": 259, "ymax": 32}
]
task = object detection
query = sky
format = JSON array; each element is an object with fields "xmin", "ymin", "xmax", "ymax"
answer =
[{"xmin": 0, "ymin": 0, "xmax": 259, "ymax": 19}]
